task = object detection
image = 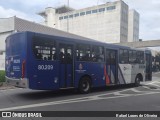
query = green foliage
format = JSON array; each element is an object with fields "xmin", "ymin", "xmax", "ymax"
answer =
[{"xmin": 0, "ymin": 70, "xmax": 5, "ymax": 82}]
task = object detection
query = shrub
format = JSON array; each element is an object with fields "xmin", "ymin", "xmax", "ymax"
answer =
[{"xmin": 0, "ymin": 70, "xmax": 5, "ymax": 82}]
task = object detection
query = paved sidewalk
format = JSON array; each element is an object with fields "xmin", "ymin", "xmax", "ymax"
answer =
[{"xmin": 0, "ymin": 82, "xmax": 16, "ymax": 90}]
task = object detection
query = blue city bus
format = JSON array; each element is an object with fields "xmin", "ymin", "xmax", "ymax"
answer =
[{"xmin": 5, "ymin": 31, "xmax": 152, "ymax": 93}]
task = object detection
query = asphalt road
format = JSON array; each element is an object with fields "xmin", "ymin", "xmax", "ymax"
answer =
[{"xmin": 0, "ymin": 72, "xmax": 160, "ymax": 120}]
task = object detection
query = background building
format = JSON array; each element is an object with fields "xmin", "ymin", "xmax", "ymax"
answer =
[
  {"xmin": 128, "ymin": 10, "xmax": 139, "ymax": 42},
  {"xmin": 38, "ymin": 0, "xmax": 139, "ymax": 43},
  {"xmin": 0, "ymin": 50, "xmax": 5, "ymax": 70},
  {"xmin": 0, "ymin": 16, "xmax": 94, "ymax": 70},
  {"xmin": 0, "ymin": 0, "xmax": 140, "ymax": 70}
]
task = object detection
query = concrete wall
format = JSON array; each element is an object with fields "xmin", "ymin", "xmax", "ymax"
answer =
[
  {"xmin": 0, "ymin": 51, "xmax": 5, "ymax": 70},
  {"xmin": 0, "ymin": 17, "xmax": 14, "ymax": 33},
  {"xmin": 0, "ymin": 32, "xmax": 13, "ymax": 51}
]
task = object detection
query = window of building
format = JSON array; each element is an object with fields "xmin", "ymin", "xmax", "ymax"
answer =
[
  {"xmin": 86, "ymin": 11, "xmax": 91, "ymax": 15},
  {"xmin": 119, "ymin": 49, "xmax": 128, "ymax": 64},
  {"xmin": 76, "ymin": 44, "xmax": 91, "ymax": 61},
  {"xmin": 92, "ymin": 9, "xmax": 98, "ymax": 13},
  {"xmin": 91, "ymin": 46, "xmax": 104, "ymax": 62},
  {"xmin": 74, "ymin": 13, "xmax": 79, "ymax": 17},
  {"xmin": 69, "ymin": 15, "xmax": 73, "ymax": 18},
  {"xmin": 80, "ymin": 12, "xmax": 85, "ymax": 16},
  {"xmin": 107, "ymin": 6, "xmax": 116, "ymax": 11},
  {"xmin": 64, "ymin": 16, "xmax": 68, "ymax": 19},
  {"xmin": 59, "ymin": 17, "xmax": 63, "ymax": 20},
  {"xmin": 99, "ymin": 8, "xmax": 105, "ymax": 12},
  {"xmin": 33, "ymin": 36, "xmax": 56, "ymax": 61}
]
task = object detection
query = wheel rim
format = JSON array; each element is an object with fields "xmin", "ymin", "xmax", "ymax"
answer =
[
  {"xmin": 136, "ymin": 77, "xmax": 140, "ymax": 84},
  {"xmin": 82, "ymin": 81, "xmax": 89, "ymax": 92}
]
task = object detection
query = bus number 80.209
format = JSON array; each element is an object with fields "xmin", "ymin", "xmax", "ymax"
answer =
[{"xmin": 38, "ymin": 65, "xmax": 53, "ymax": 70}]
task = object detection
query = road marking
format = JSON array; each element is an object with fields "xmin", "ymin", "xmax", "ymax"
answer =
[
  {"xmin": 147, "ymin": 83, "xmax": 160, "ymax": 88},
  {"xmin": 142, "ymin": 86, "xmax": 152, "ymax": 90},
  {"xmin": 142, "ymin": 85, "xmax": 160, "ymax": 91},
  {"xmin": 114, "ymin": 92, "xmax": 123, "ymax": 96},
  {"xmin": 0, "ymin": 88, "xmax": 160, "ymax": 111},
  {"xmin": 130, "ymin": 88, "xmax": 146, "ymax": 93},
  {"xmin": 153, "ymin": 72, "xmax": 160, "ymax": 75}
]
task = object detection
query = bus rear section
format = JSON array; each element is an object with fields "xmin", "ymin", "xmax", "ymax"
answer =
[{"xmin": 5, "ymin": 32, "xmax": 28, "ymax": 88}]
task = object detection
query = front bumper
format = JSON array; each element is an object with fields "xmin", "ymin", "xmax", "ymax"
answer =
[{"xmin": 5, "ymin": 76, "xmax": 28, "ymax": 88}]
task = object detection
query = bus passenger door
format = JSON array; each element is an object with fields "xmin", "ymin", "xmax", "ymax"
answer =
[
  {"xmin": 59, "ymin": 43, "xmax": 74, "ymax": 88},
  {"xmin": 105, "ymin": 49, "xmax": 117, "ymax": 84}
]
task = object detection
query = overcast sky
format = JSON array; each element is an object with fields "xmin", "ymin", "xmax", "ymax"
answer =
[{"xmin": 0, "ymin": 0, "xmax": 160, "ymax": 42}]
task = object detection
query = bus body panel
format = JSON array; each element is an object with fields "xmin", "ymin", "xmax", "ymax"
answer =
[
  {"xmin": 119, "ymin": 64, "xmax": 145, "ymax": 84},
  {"xmin": 5, "ymin": 32, "xmax": 28, "ymax": 87},
  {"xmin": 5, "ymin": 31, "xmax": 152, "ymax": 90},
  {"xmin": 74, "ymin": 62, "xmax": 106, "ymax": 88},
  {"xmin": 6, "ymin": 33, "xmax": 27, "ymax": 78},
  {"xmin": 26, "ymin": 32, "xmax": 59, "ymax": 90}
]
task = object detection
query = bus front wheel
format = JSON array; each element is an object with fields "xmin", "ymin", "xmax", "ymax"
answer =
[{"xmin": 78, "ymin": 77, "xmax": 91, "ymax": 94}]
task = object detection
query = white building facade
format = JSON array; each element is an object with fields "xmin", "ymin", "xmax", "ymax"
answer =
[
  {"xmin": 0, "ymin": 51, "xmax": 5, "ymax": 70},
  {"xmin": 38, "ymin": 0, "xmax": 139, "ymax": 43},
  {"xmin": 128, "ymin": 10, "xmax": 139, "ymax": 42}
]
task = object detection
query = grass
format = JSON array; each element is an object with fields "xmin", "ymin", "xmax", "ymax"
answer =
[{"xmin": 0, "ymin": 70, "xmax": 5, "ymax": 83}]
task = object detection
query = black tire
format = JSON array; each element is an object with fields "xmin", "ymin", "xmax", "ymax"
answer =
[
  {"xmin": 78, "ymin": 77, "xmax": 91, "ymax": 94},
  {"xmin": 135, "ymin": 76, "xmax": 140, "ymax": 87}
]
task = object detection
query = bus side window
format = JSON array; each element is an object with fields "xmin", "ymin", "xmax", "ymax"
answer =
[
  {"xmin": 119, "ymin": 50, "xmax": 124, "ymax": 63},
  {"xmin": 34, "ymin": 48, "xmax": 42, "ymax": 60},
  {"xmin": 129, "ymin": 50, "xmax": 133, "ymax": 63},
  {"xmin": 136, "ymin": 51, "xmax": 140, "ymax": 63},
  {"xmin": 137, "ymin": 51, "xmax": 144, "ymax": 64},
  {"xmin": 92, "ymin": 46, "xmax": 104, "ymax": 62},
  {"xmin": 129, "ymin": 50, "xmax": 139, "ymax": 64},
  {"xmin": 140, "ymin": 52, "xmax": 144, "ymax": 64},
  {"xmin": 33, "ymin": 37, "xmax": 56, "ymax": 61},
  {"xmin": 59, "ymin": 48, "xmax": 65, "ymax": 62},
  {"xmin": 110, "ymin": 51, "xmax": 116, "ymax": 64},
  {"xmin": 66, "ymin": 47, "xmax": 72, "ymax": 63},
  {"xmin": 132, "ymin": 51, "xmax": 137, "ymax": 63},
  {"xmin": 76, "ymin": 44, "xmax": 91, "ymax": 61},
  {"xmin": 119, "ymin": 49, "xmax": 128, "ymax": 64}
]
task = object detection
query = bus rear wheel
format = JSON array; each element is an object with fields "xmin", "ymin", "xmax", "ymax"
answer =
[
  {"xmin": 79, "ymin": 77, "xmax": 91, "ymax": 94},
  {"xmin": 135, "ymin": 76, "xmax": 141, "ymax": 87}
]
